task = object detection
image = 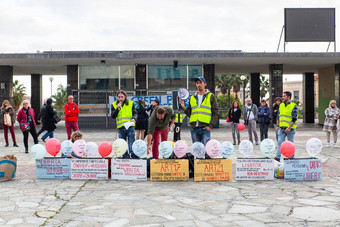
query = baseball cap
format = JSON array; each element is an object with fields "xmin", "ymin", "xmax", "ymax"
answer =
[{"xmin": 195, "ymin": 76, "xmax": 206, "ymax": 83}]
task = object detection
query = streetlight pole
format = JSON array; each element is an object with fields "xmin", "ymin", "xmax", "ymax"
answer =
[
  {"xmin": 49, "ymin": 77, "xmax": 54, "ymax": 97},
  {"xmin": 240, "ymin": 75, "xmax": 246, "ymax": 108}
]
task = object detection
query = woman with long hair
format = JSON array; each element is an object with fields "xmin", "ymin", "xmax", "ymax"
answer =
[
  {"xmin": 135, "ymin": 99, "xmax": 149, "ymax": 140},
  {"xmin": 323, "ymin": 100, "xmax": 340, "ymax": 147},
  {"xmin": 0, "ymin": 100, "xmax": 18, "ymax": 147},
  {"xmin": 228, "ymin": 100, "xmax": 241, "ymax": 145}
]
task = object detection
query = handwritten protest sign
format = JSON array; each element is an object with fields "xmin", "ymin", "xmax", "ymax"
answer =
[
  {"xmin": 194, "ymin": 159, "xmax": 232, "ymax": 181},
  {"xmin": 284, "ymin": 159, "xmax": 322, "ymax": 181},
  {"xmin": 111, "ymin": 159, "xmax": 147, "ymax": 180},
  {"xmin": 150, "ymin": 159, "xmax": 189, "ymax": 181},
  {"xmin": 71, "ymin": 159, "xmax": 108, "ymax": 180},
  {"xmin": 36, "ymin": 158, "xmax": 71, "ymax": 179},
  {"xmin": 236, "ymin": 159, "xmax": 274, "ymax": 180}
]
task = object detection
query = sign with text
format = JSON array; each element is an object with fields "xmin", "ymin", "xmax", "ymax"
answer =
[
  {"xmin": 284, "ymin": 159, "xmax": 322, "ymax": 181},
  {"xmin": 111, "ymin": 159, "xmax": 147, "ymax": 181},
  {"xmin": 236, "ymin": 159, "xmax": 274, "ymax": 180},
  {"xmin": 71, "ymin": 159, "xmax": 108, "ymax": 180},
  {"xmin": 36, "ymin": 158, "xmax": 71, "ymax": 179},
  {"xmin": 194, "ymin": 159, "xmax": 232, "ymax": 181},
  {"xmin": 150, "ymin": 159, "xmax": 189, "ymax": 181}
]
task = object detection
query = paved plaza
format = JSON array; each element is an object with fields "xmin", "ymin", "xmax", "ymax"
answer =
[{"xmin": 1, "ymin": 121, "xmax": 340, "ymax": 227}]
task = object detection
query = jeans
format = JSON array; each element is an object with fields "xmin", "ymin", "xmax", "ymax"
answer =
[
  {"xmin": 118, "ymin": 126, "xmax": 135, "ymax": 158},
  {"xmin": 152, "ymin": 127, "xmax": 169, "ymax": 159},
  {"xmin": 42, "ymin": 131, "xmax": 54, "ymax": 140},
  {"xmin": 276, "ymin": 128, "xmax": 296, "ymax": 159},
  {"xmin": 231, "ymin": 123, "xmax": 240, "ymax": 144},
  {"xmin": 2, "ymin": 124, "xmax": 16, "ymax": 143},
  {"xmin": 259, "ymin": 123, "xmax": 269, "ymax": 141},
  {"xmin": 190, "ymin": 127, "xmax": 211, "ymax": 145},
  {"xmin": 273, "ymin": 124, "xmax": 278, "ymax": 142},
  {"xmin": 247, "ymin": 119, "xmax": 258, "ymax": 143},
  {"xmin": 65, "ymin": 121, "xmax": 79, "ymax": 140}
]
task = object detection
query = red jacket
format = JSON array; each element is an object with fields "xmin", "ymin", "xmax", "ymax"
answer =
[
  {"xmin": 64, "ymin": 102, "xmax": 79, "ymax": 122},
  {"xmin": 17, "ymin": 107, "xmax": 36, "ymax": 127}
]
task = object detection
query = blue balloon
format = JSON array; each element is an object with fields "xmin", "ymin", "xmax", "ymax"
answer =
[
  {"xmin": 61, "ymin": 140, "xmax": 73, "ymax": 156},
  {"xmin": 132, "ymin": 140, "xmax": 147, "ymax": 158},
  {"xmin": 220, "ymin": 141, "xmax": 234, "ymax": 158},
  {"xmin": 159, "ymin": 141, "xmax": 173, "ymax": 159},
  {"xmin": 30, "ymin": 144, "xmax": 46, "ymax": 160}
]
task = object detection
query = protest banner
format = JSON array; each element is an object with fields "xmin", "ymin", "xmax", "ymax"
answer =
[
  {"xmin": 194, "ymin": 159, "xmax": 232, "ymax": 181},
  {"xmin": 150, "ymin": 159, "xmax": 189, "ymax": 181},
  {"xmin": 71, "ymin": 159, "xmax": 108, "ymax": 180},
  {"xmin": 236, "ymin": 158, "xmax": 274, "ymax": 180},
  {"xmin": 284, "ymin": 159, "xmax": 322, "ymax": 181},
  {"xmin": 111, "ymin": 159, "xmax": 147, "ymax": 180},
  {"xmin": 36, "ymin": 158, "xmax": 71, "ymax": 179}
]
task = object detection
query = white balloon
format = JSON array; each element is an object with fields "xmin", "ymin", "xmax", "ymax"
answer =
[
  {"xmin": 220, "ymin": 141, "xmax": 234, "ymax": 158},
  {"xmin": 239, "ymin": 140, "xmax": 253, "ymax": 158},
  {"xmin": 86, "ymin": 142, "xmax": 99, "ymax": 157},
  {"xmin": 61, "ymin": 140, "xmax": 73, "ymax": 156},
  {"xmin": 190, "ymin": 142, "xmax": 206, "ymax": 158},
  {"xmin": 112, "ymin": 139, "xmax": 128, "ymax": 157},
  {"xmin": 260, "ymin": 139, "xmax": 276, "ymax": 157},
  {"xmin": 159, "ymin": 141, "xmax": 173, "ymax": 159},
  {"xmin": 30, "ymin": 144, "xmax": 46, "ymax": 159},
  {"xmin": 132, "ymin": 140, "xmax": 147, "ymax": 158},
  {"xmin": 306, "ymin": 138, "xmax": 322, "ymax": 157}
]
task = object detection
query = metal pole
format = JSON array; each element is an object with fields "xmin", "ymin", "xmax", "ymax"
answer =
[
  {"xmin": 242, "ymin": 80, "xmax": 245, "ymax": 108},
  {"xmin": 50, "ymin": 81, "xmax": 52, "ymax": 97}
]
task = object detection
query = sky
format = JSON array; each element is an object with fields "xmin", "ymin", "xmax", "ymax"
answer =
[{"xmin": 2, "ymin": 0, "xmax": 338, "ymax": 97}]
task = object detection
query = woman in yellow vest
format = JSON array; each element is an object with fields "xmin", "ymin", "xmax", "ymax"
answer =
[{"xmin": 111, "ymin": 90, "xmax": 138, "ymax": 158}]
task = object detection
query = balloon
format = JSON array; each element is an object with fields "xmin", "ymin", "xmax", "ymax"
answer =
[
  {"xmin": 45, "ymin": 138, "xmax": 61, "ymax": 157},
  {"xmin": 205, "ymin": 139, "xmax": 221, "ymax": 158},
  {"xmin": 239, "ymin": 140, "xmax": 253, "ymax": 158},
  {"xmin": 306, "ymin": 138, "xmax": 322, "ymax": 157},
  {"xmin": 220, "ymin": 141, "xmax": 234, "ymax": 158},
  {"xmin": 280, "ymin": 141, "xmax": 295, "ymax": 158},
  {"xmin": 159, "ymin": 141, "xmax": 173, "ymax": 159},
  {"xmin": 237, "ymin": 123, "xmax": 245, "ymax": 131},
  {"xmin": 173, "ymin": 140, "xmax": 188, "ymax": 158},
  {"xmin": 98, "ymin": 141, "xmax": 112, "ymax": 157},
  {"xmin": 113, "ymin": 139, "xmax": 128, "ymax": 157},
  {"xmin": 260, "ymin": 139, "xmax": 276, "ymax": 157},
  {"xmin": 30, "ymin": 144, "xmax": 46, "ymax": 159},
  {"xmin": 86, "ymin": 142, "xmax": 99, "ymax": 157},
  {"xmin": 61, "ymin": 140, "xmax": 73, "ymax": 156},
  {"xmin": 190, "ymin": 142, "xmax": 206, "ymax": 158},
  {"xmin": 132, "ymin": 140, "xmax": 147, "ymax": 158},
  {"xmin": 72, "ymin": 140, "xmax": 86, "ymax": 157}
]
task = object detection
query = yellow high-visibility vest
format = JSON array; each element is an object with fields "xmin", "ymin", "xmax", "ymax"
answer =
[
  {"xmin": 189, "ymin": 93, "xmax": 212, "ymax": 124},
  {"xmin": 278, "ymin": 102, "xmax": 298, "ymax": 129},
  {"xmin": 112, "ymin": 100, "xmax": 135, "ymax": 129}
]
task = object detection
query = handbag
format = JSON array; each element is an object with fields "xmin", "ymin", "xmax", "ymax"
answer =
[
  {"xmin": 4, "ymin": 113, "xmax": 12, "ymax": 127},
  {"xmin": 226, "ymin": 117, "xmax": 230, "ymax": 123},
  {"xmin": 53, "ymin": 115, "xmax": 61, "ymax": 123},
  {"xmin": 20, "ymin": 122, "xmax": 30, "ymax": 131},
  {"xmin": 264, "ymin": 117, "xmax": 271, "ymax": 125}
]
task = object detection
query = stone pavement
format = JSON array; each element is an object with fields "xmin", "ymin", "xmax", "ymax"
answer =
[{"xmin": 0, "ymin": 121, "xmax": 340, "ymax": 226}]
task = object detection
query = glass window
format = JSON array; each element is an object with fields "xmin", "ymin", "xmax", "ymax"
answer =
[
  {"xmin": 148, "ymin": 65, "xmax": 187, "ymax": 91},
  {"xmin": 79, "ymin": 66, "xmax": 119, "ymax": 90},
  {"xmin": 188, "ymin": 65, "xmax": 203, "ymax": 91},
  {"xmin": 120, "ymin": 65, "xmax": 135, "ymax": 91},
  {"xmin": 293, "ymin": 90, "xmax": 299, "ymax": 100}
]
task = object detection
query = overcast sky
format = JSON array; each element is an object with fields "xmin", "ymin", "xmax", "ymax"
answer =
[{"xmin": 2, "ymin": 0, "xmax": 339, "ymax": 98}]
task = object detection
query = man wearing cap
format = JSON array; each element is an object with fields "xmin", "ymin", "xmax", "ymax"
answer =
[
  {"xmin": 181, "ymin": 77, "xmax": 219, "ymax": 147},
  {"xmin": 111, "ymin": 90, "xmax": 138, "ymax": 158}
]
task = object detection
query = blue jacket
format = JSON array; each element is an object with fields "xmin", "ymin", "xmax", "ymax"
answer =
[{"xmin": 258, "ymin": 104, "xmax": 270, "ymax": 123}]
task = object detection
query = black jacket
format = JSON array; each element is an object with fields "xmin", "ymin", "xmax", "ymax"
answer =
[
  {"xmin": 44, "ymin": 104, "xmax": 56, "ymax": 131},
  {"xmin": 228, "ymin": 108, "xmax": 241, "ymax": 123},
  {"xmin": 272, "ymin": 104, "xmax": 280, "ymax": 124}
]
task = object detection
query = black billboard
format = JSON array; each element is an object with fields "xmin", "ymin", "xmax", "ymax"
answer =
[{"xmin": 284, "ymin": 8, "xmax": 335, "ymax": 42}]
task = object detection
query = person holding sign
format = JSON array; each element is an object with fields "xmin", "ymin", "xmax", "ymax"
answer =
[
  {"xmin": 228, "ymin": 100, "xmax": 241, "ymax": 145},
  {"xmin": 323, "ymin": 100, "xmax": 339, "ymax": 147},
  {"xmin": 111, "ymin": 90, "xmax": 138, "ymax": 158},
  {"xmin": 180, "ymin": 77, "xmax": 219, "ymax": 146},
  {"xmin": 147, "ymin": 106, "xmax": 175, "ymax": 159},
  {"xmin": 275, "ymin": 91, "xmax": 299, "ymax": 162}
]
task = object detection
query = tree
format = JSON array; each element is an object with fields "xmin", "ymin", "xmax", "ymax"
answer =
[
  {"xmin": 52, "ymin": 84, "xmax": 67, "ymax": 110},
  {"xmin": 12, "ymin": 80, "xmax": 27, "ymax": 110},
  {"xmin": 260, "ymin": 75, "xmax": 270, "ymax": 100},
  {"xmin": 215, "ymin": 74, "xmax": 234, "ymax": 108}
]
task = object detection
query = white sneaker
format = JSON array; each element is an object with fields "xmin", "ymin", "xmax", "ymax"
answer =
[
  {"xmin": 326, "ymin": 143, "xmax": 330, "ymax": 147},
  {"xmin": 333, "ymin": 143, "xmax": 337, "ymax": 148}
]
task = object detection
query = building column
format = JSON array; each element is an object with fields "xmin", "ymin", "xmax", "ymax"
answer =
[
  {"xmin": 269, "ymin": 64, "xmax": 283, "ymax": 112},
  {"xmin": 303, "ymin": 72, "xmax": 315, "ymax": 123},
  {"xmin": 0, "ymin": 66, "xmax": 13, "ymax": 103},
  {"xmin": 67, "ymin": 65, "xmax": 78, "ymax": 100},
  {"xmin": 31, "ymin": 74, "xmax": 42, "ymax": 122},
  {"xmin": 203, "ymin": 64, "xmax": 215, "ymax": 93},
  {"xmin": 318, "ymin": 66, "xmax": 336, "ymax": 124},
  {"xmin": 135, "ymin": 64, "xmax": 147, "ymax": 96},
  {"xmin": 250, "ymin": 72, "xmax": 260, "ymax": 107}
]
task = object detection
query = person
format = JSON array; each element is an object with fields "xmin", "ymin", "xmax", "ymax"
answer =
[
  {"xmin": 181, "ymin": 76, "xmax": 219, "ymax": 146},
  {"xmin": 41, "ymin": 98, "xmax": 57, "ymax": 142},
  {"xmin": 258, "ymin": 99, "xmax": 270, "ymax": 141},
  {"xmin": 0, "ymin": 100, "xmax": 18, "ymax": 147},
  {"xmin": 147, "ymin": 106, "xmax": 175, "ymax": 159},
  {"xmin": 272, "ymin": 97, "xmax": 282, "ymax": 142},
  {"xmin": 228, "ymin": 100, "xmax": 241, "ymax": 145},
  {"xmin": 323, "ymin": 100, "xmax": 339, "ymax": 147},
  {"xmin": 275, "ymin": 91, "xmax": 299, "ymax": 162},
  {"xmin": 17, "ymin": 100, "xmax": 39, "ymax": 153},
  {"xmin": 37, "ymin": 99, "xmax": 47, "ymax": 137},
  {"xmin": 62, "ymin": 131, "xmax": 87, "ymax": 158},
  {"xmin": 135, "ymin": 99, "xmax": 149, "ymax": 140},
  {"xmin": 111, "ymin": 90, "xmax": 137, "ymax": 158},
  {"xmin": 243, "ymin": 98, "xmax": 259, "ymax": 145},
  {"xmin": 147, "ymin": 99, "xmax": 159, "ymax": 115},
  {"xmin": 64, "ymin": 95, "xmax": 79, "ymax": 140}
]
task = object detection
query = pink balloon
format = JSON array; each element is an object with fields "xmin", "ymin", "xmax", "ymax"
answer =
[
  {"xmin": 280, "ymin": 141, "xmax": 295, "ymax": 158},
  {"xmin": 206, "ymin": 139, "xmax": 221, "ymax": 158},
  {"xmin": 237, "ymin": 123, "xmax": 245, "ymax": 131},
  {"xmin": 45, "ymin": 138, "xmax": 61, "ymax": 156},
  {"xmin": 98, "ymin": 141, "xmax": 112, "ymax": 157},
  {"xmin": 174, "ymin": 140, "xmax": 188, "ymax": 158},
  {"xmin": 72, "ymin": 140, "xmax": 86, "ymax": 157}
]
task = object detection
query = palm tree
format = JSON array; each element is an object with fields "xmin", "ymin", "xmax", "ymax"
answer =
[
  {"xmin": 260, "ymin": 75, "xmax": 270, "ymax": 100},
  {"xmin": 52, "ymin": 84, "xmax": 67, "ymax": 110},
  {"xmin": 12, "ymin": 80, "xmax": 27, "ymax": 110},
  {"xmin": 215, "ymin": 74, "xmax": 234, "ymax": 108}
]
